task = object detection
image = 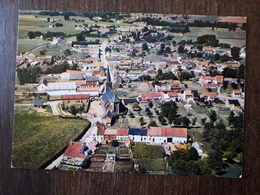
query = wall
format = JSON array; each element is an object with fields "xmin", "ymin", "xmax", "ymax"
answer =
[{"xmin": 1, "ymin": 0, "xmax": 260, "ymax": 194}]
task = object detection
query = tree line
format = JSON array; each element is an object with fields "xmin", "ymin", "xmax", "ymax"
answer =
[{"xmin": 27, "ymin": 31, "xmax": 66, "ymax": 39}]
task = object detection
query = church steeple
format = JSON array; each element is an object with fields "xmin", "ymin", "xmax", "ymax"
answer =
[{"xmin": 106, "ymin": 66, "xmax": 112, "ymax": 89}]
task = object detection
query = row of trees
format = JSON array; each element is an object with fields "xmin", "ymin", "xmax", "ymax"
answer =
[
  {"xmin": 17, "ymin": 61, "xmax": 78, "ymax": 85},
  {"xmin": 169, "ymin": 147, "xmax": 215, "ymax": 176},
  {"xmin": 17, "ymin": 68, "xmax": 37, "ymax": 84},
  {"xmin": 27, "ymin": 31, "xmax": 66, "ymax": 39},
  {"xmin": 197, "ymin": 34, "xmax": 219, "ymax": 47},
  {"xmin": 189, "ymin": 20, "xmax": 239, "ymax": 29},
  {"xmin": 135, "ymin": 17, "xmax": 190, "ymax": 33}
]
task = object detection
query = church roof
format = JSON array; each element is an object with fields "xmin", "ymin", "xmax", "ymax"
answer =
[{"xmin": 101, "ymin": 88, "xmax": 120, "ymax": 103}]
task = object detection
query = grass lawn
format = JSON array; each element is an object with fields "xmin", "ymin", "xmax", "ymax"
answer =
[
  {"xmin": 222, "ymin": 163, "xmax": 242, "ymax": 178},
  {"xmin": 135, "ymin": 159, "xmax": 166, "ymax": 172},
  {"xmin": 12, "ymin": 111, "xmax": 90, "ymax": 169}
]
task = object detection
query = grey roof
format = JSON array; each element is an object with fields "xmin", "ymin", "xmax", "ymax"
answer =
[
  {"xmin": 39, "ymin": 78, "xmax": 48, "ymax": 85},
  {"xmin": 85, "ymin": 76, "xmax": 99, "ymax": 82},
  {"xmin": 33, "ymin": 99, "xmax": 43, "ymax": 106},
  {"xmin": 101, "ymin": 88, "xmax": 120, "ymax": 104},
  {"xmin": 228, "ymin": 100, "xmax": 240, "ymax": 106}
]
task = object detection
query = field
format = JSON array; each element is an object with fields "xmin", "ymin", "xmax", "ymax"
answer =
[{"xmin": 12, "ymin": 111, "xmax": 90, "ymax": 169}]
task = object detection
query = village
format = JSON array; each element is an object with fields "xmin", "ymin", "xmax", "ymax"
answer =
[{"xmin": 14, "ymin": 11, "xmax": 245, "ymax": 176}]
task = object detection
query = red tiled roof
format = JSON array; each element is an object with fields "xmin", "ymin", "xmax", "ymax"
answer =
[
  {"xmin": 167, "ymin": 92, "xmax": 178, "ymax": 97},
  {"xmin": 61, "ymin": 94, "xmax": 90, "ymax": 100},
  {"xmin": 234, "ymin": 90, "xmax": 242, "ymax": 94},
  {"xmin": 215, "ymin": 75, "xmax": 224, "ymax": 83},
  {"xmin": 140, "ymin": 92, "xmax": 164, "ymax": 100},
  {"xmin": 97, "ymin": 124, "xmax": 105, "ymax": 135},
  {"xmin": 76, "ymin": 87, "xmax": 99, "ymax": 92},
  {"xmin": 75, "ymin": 80, "xmax": 87, "ymax": 85},
  {"xmin": 202, "ymin": 92, "xmax": 218, "ymax": 99},
  {"xmin": 117, "ymin": 129, "xmax": 128, "ymax": 136},
  {"xmin": 63, "ymin": 142, "xmax": 86, "ymax": 159},
  {"xmin": 104, "ymin": 129, "xmax": 117, "ymax": 135},
  {"xmin": 66, "ymin": 70, "xmax": 86, "ymax": 74},
  {"xmin": 185, "ymin": 90, "xmax": 193, "ymax": 96},
  {"xmin": 148, "ymin": 127, "xmax": 187, "ymax": 137},
  {"xmin": 203, "ymin": 83, "xmax": 217, "ymax": 87}
]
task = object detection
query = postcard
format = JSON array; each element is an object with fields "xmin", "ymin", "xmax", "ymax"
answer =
[{"xmin": 13, "ymin": 10, "xmax": 246, "ymax": 177}]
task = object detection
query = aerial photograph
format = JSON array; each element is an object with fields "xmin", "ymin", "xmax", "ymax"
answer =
[{"xmin": 13, "ymin": 11, "xmax": 246, "ymax": 178}]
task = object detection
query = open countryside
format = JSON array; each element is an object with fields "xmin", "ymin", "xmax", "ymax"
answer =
[{"xmin": 13, "ymin": 11, "xmax": 245, "ymax": 177}]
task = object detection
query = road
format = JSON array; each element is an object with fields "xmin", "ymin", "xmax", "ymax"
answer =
[
  {"xmin": 217, "ymin": 86, "xmax": 244, "ymax": 107},
  {"xmin": 49, "ymin": 101, "xmax": 62, "ymax": 116}
]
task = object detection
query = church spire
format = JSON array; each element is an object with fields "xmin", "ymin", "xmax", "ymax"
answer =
[{"xmin": 106, "ymin": 66, "xmax": 112, "ymax": 89}]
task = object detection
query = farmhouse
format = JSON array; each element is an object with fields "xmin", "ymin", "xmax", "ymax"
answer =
[
  {"xmin": 37, "ymin": 78, "xmax": 48, "ymax": 92},
  {"xmin": 62, "ymin": 142, "xmax": 87, "ymax": 166},
  {"xmin": 90, "ymin": 126, "xmax": 187, "ymax": 145},
  {"xmin": 201, "ymin": 92, "xmax": 218, "ymax": 101}
]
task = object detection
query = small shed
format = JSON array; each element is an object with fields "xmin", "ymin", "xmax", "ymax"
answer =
[{"xmin": 33, "ymin": 99, "xmax": 43, "ymax": 107}]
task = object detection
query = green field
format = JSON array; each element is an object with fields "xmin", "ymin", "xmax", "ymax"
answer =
[
  {"xmin": 12, "ymin": 111, "xmax": 90, "ymax": 169},
  {"xmin": 18, "ymin": 39, "xmax": 48, "ymax": 53}
]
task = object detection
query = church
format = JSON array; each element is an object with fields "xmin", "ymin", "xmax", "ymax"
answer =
[{"xmin": 100, "ymin": 66, "xmax": 127, "ymax": 117}]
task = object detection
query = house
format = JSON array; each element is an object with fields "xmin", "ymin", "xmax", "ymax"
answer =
[
  {"xmin": 45, "ymin": 56, "xmax": 53, "ymax": 64},
  {"xmin": 126, "ymin": 127, "xmax": 187, "ymax": 144},
  {"xmin": 138, "ymin": 92, "xmax": 164, "ymax": 101},
  {"xmin": 199, "ymin": 75, "xmax": 224, "ymax": 89},
  {"xmin": 225, "ymin": 62, "xmax": 240, "ymax": 68},
  {"xmin": 47, "ymin": 82, "xmax": 77, "ymax": 96},
  {"xmin": 62, "ymin": 142, "xmax": 87, "ymax": 166},
  {"xmin": 61, "ymin": 94, "xmax": 90, "ymax": 105},
  {"xmin": 201, "ymin": 92, "xmax": 218, "ymax": 101},
  {"xmin": 37, "ymin": 78, "xmax": 48, "ymax": 92},
  {"xmin": 232, "ymin": 90, "xmax": 243, "ymax": 98},
  {"xmin": 192, "ymin": 142, "xmax": 203, "ymax": 154},
  {"xmin": 163, "ymin": 92, "xmax": 179, "ymax": 102},
  {"xmin": 170, "ymin": 83, "xmax": 183, "ymax": 93},
  {"xmin": 147, "ymin": 127, "xmax": 187, "ymax": 144},
  {"xmin": 102, "ymin": 110, "xmax": 116, "ymax": 126},
  {"xmin": 59, "ymin": 71, "xmax": 85, "ymax": 81},
  {"xmin": 182, "ymin": 61, "xmax": 196, "ymax": 70},
  {"xmin": 182, "ymin": 90, "xmax": 194, "ymax": 102},
  {"xmin": 225, "ymin": 99, "xmax": 241, "ymax": 110},
  {"xmin": 103, "ymin": 128, "xmax": 128, "ymax": 141}
]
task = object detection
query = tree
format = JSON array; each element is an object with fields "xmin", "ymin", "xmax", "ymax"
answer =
[
  {"xmin": 139, "ymin": 117, "xmax": 145, "ymax": 126},
  {"xmin": 231, "ymin": 46, "xmax": 241, "ymax": 61},
  {"xmin": 188, "ymin": 147, "xmax": 199, "ymax": 161},
  {"xmin": 209, "ymin": 110, "xmax": 217, "ymax": 123},
  {"xmin": 64, "ymin": 49, "xmax": 71, "ymax": 56},
  {"xmin": 76, "ymin": 33, "xmax": 85, "ymax": 41},
  {"xmin": 148, "ymin": 121, "xmax": 158, "ymax": 127},
  {"xmin": 182, "ymin": 116, "xmax": 191, "ymax": 128},
  {"xmin": 178, "ymin": 45, "xmax": 185, "ymax": 53},
  {"xmin": 39, "ymin": 50, "xmax": 45, "ymax": 55},
  {"xmin": 192, "ymin": 117, "xmax": 197, "ymax": 126},
  {"xmin": 142, "ymin": 42, "xmax": 149, "ymax": 51},
  {"xmin": 28, "ymin": 31, "xmax": 35, "ymax": 39},
  {"xmin": 70, "ymin": 105, "xmax": 77, "ymax": 115},
  {"xmin": 207, "ymin": 151, "xmax": 225, "ymax": 174},
  {"xmin": 148, "ymin": 101, "xmax": 153, "ymax": 108}
]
